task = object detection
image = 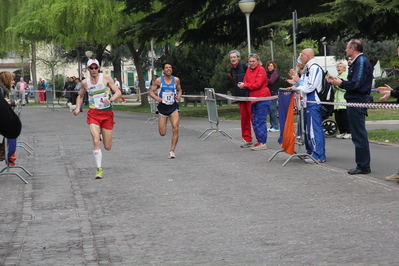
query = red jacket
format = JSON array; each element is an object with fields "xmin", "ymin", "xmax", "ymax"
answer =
[{"xmin": 243, "ymin": 65, "xmax": 270, "ymax": 100}]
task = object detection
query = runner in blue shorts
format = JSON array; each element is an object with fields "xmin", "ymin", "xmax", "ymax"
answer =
[{"xmin": 149, "ymin": 62, "xmax": 182, "ymax": 159}]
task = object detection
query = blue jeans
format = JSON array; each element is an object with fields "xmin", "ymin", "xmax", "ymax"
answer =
[
  {"xmin": 268, "ymin": 98, "xmax": 279, "ymax": 130},
  {"xmin": 7, "ymin": 138, "xmax": 17, "ymax": 163},
  {"xmin": 251, "ymin": 100, "xmax": 270, "ymax": 144},
  {"xmin": 347, "ymin": 107, "xmax": 370, "ymax": 170}
]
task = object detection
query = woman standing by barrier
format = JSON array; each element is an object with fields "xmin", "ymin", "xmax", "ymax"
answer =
[
  {"xmin": 333, "ymin": 62, "xmax": 351, "ymax": 139},
  {"xmin": 0, "ymin": 71, "xmax": 18, "ymax": 165},
  {"xmin": 266, "ymin": 61, "xmax": 280, "ymax": 132},
  {"xmin": 237, "ymin": 53, "xmax": 271, "ymax": 151}
]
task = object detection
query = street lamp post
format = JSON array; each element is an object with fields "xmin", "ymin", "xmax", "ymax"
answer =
[
  {"xmin": 85, "ymin": 50, "xmax": 93, "ymax": 78},
  {"xmin": 151, "ymin": 38, "xmax": 154, "ymax": 83},
  {"xmin": 269, "ymin": 28, "xmax": 274, "ymax": 61},
  {"xmin": 61, "ymin": 58, "xmax": 67, "ymax": 79},
  {"xmin": 76, "ymin": 41, "xmax": 84, "ymax": 77},
  {"xmin": 238, "ymin": 0, "xmax": 255, "ymax": 56},
  {"xmin": 83, "ymin": 51, "xmax": 93, "ymax": 106},
  {"xmin": 320, "ymin": 37, "xmax": 327, "ymax": 70},
  {"xmin": 85, "ymin": 50, "xmax": 93, "ymax": 59},
  {"xmin": 292, "ymin": 10, "xmax": 298, "ymax": 68}
]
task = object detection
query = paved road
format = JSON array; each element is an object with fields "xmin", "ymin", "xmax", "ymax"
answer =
[{"xmin": 1, "ymin": 105, "xmax": 399, "ymax": 265}]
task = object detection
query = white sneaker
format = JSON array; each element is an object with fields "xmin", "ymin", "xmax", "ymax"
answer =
[
  {"xmin": 304, "ymin": 158, "xmax": 326, "ymax": 164},
  {"xmin": 168, "ymin": 151, "xmax": 176, "ymax": 159},
  {"xmin": 268, "ymin": 128, "xmax": 280, "ymax": 132},
  {"xmin": 343, "ymin": 133, "xmax": 352, "ymax": 139},
  {"xmin": 336, "ymin": 133, "xmax": 345, "ymax": 139}
]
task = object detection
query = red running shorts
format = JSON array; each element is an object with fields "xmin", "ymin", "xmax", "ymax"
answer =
[{"xmin": 87, "ymin": 109, "xmax": 115, "ymax": 130}]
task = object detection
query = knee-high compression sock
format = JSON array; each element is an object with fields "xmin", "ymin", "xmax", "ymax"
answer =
[{"xmin": 93, "ymin": 149, "xmax": 102, "ymax": 168}]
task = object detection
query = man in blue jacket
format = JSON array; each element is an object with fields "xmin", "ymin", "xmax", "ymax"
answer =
[{"xmin": 328, "ymin": 39, "xmax": 373, "ymax": 175}]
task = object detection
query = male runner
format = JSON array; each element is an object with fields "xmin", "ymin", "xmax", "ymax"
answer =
[
  {"xmin": 73, "ymin": 59, "xmax": 121, "ymax": 179},
  {"xmin": 149, "ymin": 62, "xmax": 182, "ymax": 159}
]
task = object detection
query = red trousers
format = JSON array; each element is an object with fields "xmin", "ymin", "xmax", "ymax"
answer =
[
  {"xmin": 239, "ymin": 101, "xmax": 252, "ymax": 142},
  {"xmin": 39, "ymin": 90, "xmax": 45, "ymax": 102}
]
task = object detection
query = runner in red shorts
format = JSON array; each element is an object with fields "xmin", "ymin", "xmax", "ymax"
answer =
[{"xmin": 73, "ymin": 59, "xmax": 121, "ymax": 179}]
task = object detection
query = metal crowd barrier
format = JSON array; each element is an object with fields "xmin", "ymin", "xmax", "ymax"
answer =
[
  {"xmin": 145, "ymin": 97, "xmax": 159, "ymax": 125},
  {"xmin": 0, "ymin": 138, "xmax": 30, "ymax": 184},
  {"xmin": 14, "ymin": 101, "xmax": 34, "ymax": 155},
  {"xmin": 46, "ymin": 90, "xmax": 55, "ymax": 111},
  {"xmin": 0, "ymin": 93, "xmax": 32, "ymax": 183},
  {"xmin": 268, "ymin": 89, "xmax": 317, "ymax": 166},
  {"xmin": 198, "ymin": 88, "xmax": 233, "ymax": 141}
]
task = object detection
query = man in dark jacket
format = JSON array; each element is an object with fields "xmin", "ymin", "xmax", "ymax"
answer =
[
  {"xmin": 328, "ymin": 39, "xmax": 373, "ymax": 175},
  {"xmin": 229, "ymin": 50, "xmax": 252, "ymax": 148}
]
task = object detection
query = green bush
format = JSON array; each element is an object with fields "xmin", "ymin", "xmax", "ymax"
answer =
[{"xmin": 374, "ymin": 76, "xmax": 399, "ymax": 88}]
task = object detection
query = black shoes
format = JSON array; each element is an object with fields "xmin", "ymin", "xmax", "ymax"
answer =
[{"xmin": 348, "ymin": 168, "xmax": 371, "ymax": 175}]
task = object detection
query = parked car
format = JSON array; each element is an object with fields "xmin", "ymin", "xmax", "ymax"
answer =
[{"xmin": 121, "ymin": 83, "xmax": 131, "ymax": 95}]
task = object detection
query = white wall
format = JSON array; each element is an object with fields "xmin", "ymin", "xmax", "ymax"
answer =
[{"xmin": 314, "ymin": 56, "xmax": 381, "ymax": 78}]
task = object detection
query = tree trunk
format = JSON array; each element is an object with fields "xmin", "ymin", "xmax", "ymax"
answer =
[
  {"xmin": 113, "ymin": 58, "xmax": 122, "ymax": 85},
  {"xmin": 126, "ymin": 41, "xmax": 149, "ymax": 105},
  {"xmin": 30, "ymin": 42, "xmax": 40, "ymax": 103}
]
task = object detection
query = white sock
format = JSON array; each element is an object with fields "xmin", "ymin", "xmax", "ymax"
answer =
[{"xmin": 93, "ymin": 149, "xmax": 102, "ymax": 168}]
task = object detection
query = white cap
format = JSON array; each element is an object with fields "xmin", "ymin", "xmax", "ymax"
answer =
[{"xmin": 87, "ymin": 59, "xmax": 100, "ymax": 67}]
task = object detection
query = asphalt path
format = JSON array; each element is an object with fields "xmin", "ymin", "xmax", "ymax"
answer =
[{"xmin": 1, "ymin": 104, "xmax": 399, "ymax": 265}]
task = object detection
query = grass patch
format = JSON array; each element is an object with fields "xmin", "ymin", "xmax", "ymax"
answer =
[
  {"xmin": 367, "ymin": 108, "xmax": 399, "ymax": 121},
  {"xmin": 367, "ymin": 129, "xmax": 399, "ymax": 144}
]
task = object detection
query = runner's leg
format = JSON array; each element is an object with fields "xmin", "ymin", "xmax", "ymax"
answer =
[
  {"xmin": 169, "ymin": 111, "xmax": 180, "ymax": 151},
  {"xmin": 158, "ymin": 116, "xmax": 168, "ymax": 136},
  {"xmin": 101, "ymin": 128, "xmax": 113, "ymax": 151}
]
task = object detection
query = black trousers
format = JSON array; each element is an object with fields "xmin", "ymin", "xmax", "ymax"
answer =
[{"xmin": 335, "ymin": 108, "xmax": 350, "ymax": 134}]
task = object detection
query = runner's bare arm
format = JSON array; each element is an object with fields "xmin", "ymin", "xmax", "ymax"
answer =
[
  {"xmin": 104, "ymin": 74, "xmax": 121, "ymax": 104},
  {"xmin": 149, "ymin": 78, "xmax": 162, "ymax": 102},
  {"xmin": 73, "ymin": 80, "xmax": 87, "ymax": 116},
  {"xmin": 175, "ymin": 77, "xmax": 182, "ymax": 102}
]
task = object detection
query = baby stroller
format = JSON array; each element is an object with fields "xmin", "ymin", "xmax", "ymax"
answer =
[{"xmin": 321, "ymin": 105, "xmax": 338, "ymax": 138}]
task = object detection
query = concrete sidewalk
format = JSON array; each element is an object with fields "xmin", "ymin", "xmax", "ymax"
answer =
[{"xmin": 1, "ymin": 105, "xmax": 399, "ymax": 265}]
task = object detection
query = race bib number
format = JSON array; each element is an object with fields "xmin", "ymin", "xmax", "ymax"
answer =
[
  {"xmin": 162, "ymin": 92, "xmax": 174, "ymax": 105},
  {"xmin": 93, "ymin": 92, "xmax": 110, "ymax": 109}
]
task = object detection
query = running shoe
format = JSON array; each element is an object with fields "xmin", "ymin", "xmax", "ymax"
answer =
[
  {"xmin": 168, "ymin": 151, "xmax": 176, "ymax": 159},
  {"xmin": 304, "ymin": 158, "xmax": 326, "ymax": 164},
  {"xmin": 95, "ymin": 168, "xmax": 103, "ymax": 179},
  {"xmin": 240, "ymin": 141, "xmax": 253, "ymax": 148},
  {"xmin": 335, "ymin": 133, "xmax": 345, "ymax": 139},
  {"xmin": 250, "ymin": 143, "xmax": 267, "ymax": 151},
  {"xmin": 385, "ymin": 173, "xmax": 399, "ymax": 180},
  {"xmin": 343, "ymin": 133, "xmax": 352, "ymax": 139},
  {"xmin": 8, "ymin": 153, "xmax": 16, "ymax": 166},
  {"xmin": 268, "ymin": 128, "xmax": 280, "ymax": 132}
]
